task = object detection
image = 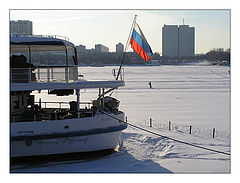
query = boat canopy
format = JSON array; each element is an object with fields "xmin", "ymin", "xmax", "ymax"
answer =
[{"xmin": 10, "ymin": 34, "xmax": 75, "ymax": 53}]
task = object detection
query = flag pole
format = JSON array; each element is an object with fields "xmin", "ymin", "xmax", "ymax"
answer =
[
  {"xmin": 96, "ymin": 15, "xmax": 137, "ymax": 100},
  {"xmin": 116, "ymin": 14, "xmax": 137, "ymax": 80}
]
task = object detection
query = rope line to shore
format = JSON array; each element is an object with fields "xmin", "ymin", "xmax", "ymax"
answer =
[{"xmin": 101, "ymin": 111, "xmax": 230, "ymax": 156}]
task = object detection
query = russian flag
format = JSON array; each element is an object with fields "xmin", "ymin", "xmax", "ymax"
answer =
[{"xmin": 129, "ymin": 23, "xmax": 153, "ymax": 62}]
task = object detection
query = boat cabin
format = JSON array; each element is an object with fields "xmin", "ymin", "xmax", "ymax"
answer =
[{"xmin": 10, "ymin": 34, "xmax": 124, "ymax": 123}]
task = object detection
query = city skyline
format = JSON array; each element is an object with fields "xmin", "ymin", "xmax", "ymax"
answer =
[{"xmin": 10, "ymin": 10, "xmax": 230, "ymax": 54}]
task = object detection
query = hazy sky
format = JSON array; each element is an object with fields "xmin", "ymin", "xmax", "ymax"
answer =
[{"xmin": 10, "ymin": 9, "xmax": 230, "ymax": 54}]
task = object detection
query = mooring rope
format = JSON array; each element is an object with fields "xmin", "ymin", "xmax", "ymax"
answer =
[{"xmin": 101, "ymin": 111, "xmax": 230, "ymax": 156}]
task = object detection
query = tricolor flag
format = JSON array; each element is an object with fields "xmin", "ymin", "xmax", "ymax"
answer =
[{"xmin": 130, "ymin": 22, "xmax": 153, "ymax": 62}]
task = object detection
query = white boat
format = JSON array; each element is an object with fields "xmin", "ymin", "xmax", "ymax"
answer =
[{"xmin": 10, "ymin": 34, "xmax": 127, "ymax": 161}]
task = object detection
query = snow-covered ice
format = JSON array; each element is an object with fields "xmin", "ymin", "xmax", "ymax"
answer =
[{"xmin": 11, "ymin": 65, "xmax": 230, "ymax": 173}]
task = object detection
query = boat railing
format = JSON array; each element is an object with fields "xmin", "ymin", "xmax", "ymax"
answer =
[
  {"xmin": 34, "ymin": 101, "xmax": 92, "ymax": 109},
  {"xmin": 31, "ymin": 34, "xmax": 70, "ymax": 41},
  {"xmin": 11, "ymin": 101, "xmax": 94, "ymax": 122},
  {"xmin": 112, "ymin": 68, "xmax": 124, "ymax": 80},
  {"xmin": 10, "ymin": 66, "xmax": 79, "ymax": 83}
]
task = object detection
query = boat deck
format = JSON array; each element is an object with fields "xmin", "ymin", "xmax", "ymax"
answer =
[{"xmin": 10, "ymin": 79, "xmax": 125, "ymax": 91}]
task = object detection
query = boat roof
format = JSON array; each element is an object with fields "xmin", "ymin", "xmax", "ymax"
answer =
[
  {"xmin": 10, "ymin": 34, "xmax": 75, "ymax": 52},
  {"xmin": 10, "ymin": 80, "xmax": 125, "ymax": 91}
]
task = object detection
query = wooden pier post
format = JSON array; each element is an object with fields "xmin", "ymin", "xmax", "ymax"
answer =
[
  {"xmin": 168, "ymin": 121, "xmax": 171, "ymax": 131},
  {"xmin": 189, "ymin": 125, "xmax": 192, "ymax": 134},
  {"xmin": 213, "ymin": 128, "xmax": 215, "ymax": 138},
  {"xmin": 150, "ymin": 118, "xmax": 152, "ymax": 127}
]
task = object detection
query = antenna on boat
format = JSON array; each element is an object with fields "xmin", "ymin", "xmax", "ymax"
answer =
[{"xmin": 116, "ymin": 15, "xmax": 137, "ymax": 80}]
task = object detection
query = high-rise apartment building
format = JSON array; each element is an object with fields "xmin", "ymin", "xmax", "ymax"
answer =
[
  {"xmin": 162, "ymin": 25, "xmax": 179, "ymax": 57},
  {"xmin": 76, "ymin": 45, "xmax": 86, "ymax": 54},
  {"xmin": 116, "ymin": 43, "xmax": 124, "ymax": 53},
  {"xmin": 162, "ymin": 24, "xmax": 195, "ymax": 57},
  {"xmin": 95, "ymin": 44, "xmax": 109, "ymax": 53},
  {"xmin": 10, "ymin": 20, "xmax": 33, "ymax": 35},
  {"xmin": 178, "ymin": 25, "xmax": 195, "ymax": 57}
]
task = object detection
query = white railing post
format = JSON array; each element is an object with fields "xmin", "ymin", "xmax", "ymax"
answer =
[
  {"xmin": 47, "ymin": 67, "xmax": 50, "ymax": 82},
  {"xmin": 65, "ymin": 67, "xmax": 69, "ymax": 82},
  {"xmin": 65, "ymin": 67, "xmax": 68, "ymax": 83},
  {"xmin": 51, "ymin": 67, "xmax": 54, "ymax": 79}
]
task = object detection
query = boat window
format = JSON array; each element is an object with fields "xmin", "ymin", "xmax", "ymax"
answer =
[
  {"xmin": 30, "ymin": 49, "xmax": 75, "ymax": 66},
  {"xmin": 11, "ymin": 45, "xmax": 76, "ymax": 67}
]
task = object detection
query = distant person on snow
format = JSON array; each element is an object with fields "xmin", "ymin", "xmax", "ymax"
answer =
[{"xmin": 148, "ymin": 82, "xmax": 153, "ymax": 89}]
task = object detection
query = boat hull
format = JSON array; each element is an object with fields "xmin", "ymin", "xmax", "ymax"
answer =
[{"xmin": 10, "ymin": 112, "xmax": 127, "ymax": 158}]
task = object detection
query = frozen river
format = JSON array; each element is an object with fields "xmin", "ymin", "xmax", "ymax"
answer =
[
  {"xmin": 80, "ymin": 65, "xmax": 230, "ymax": 132},
  {"xmin": 16, "ymin": 65, "xmax": 230, "ymax": 173}
]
